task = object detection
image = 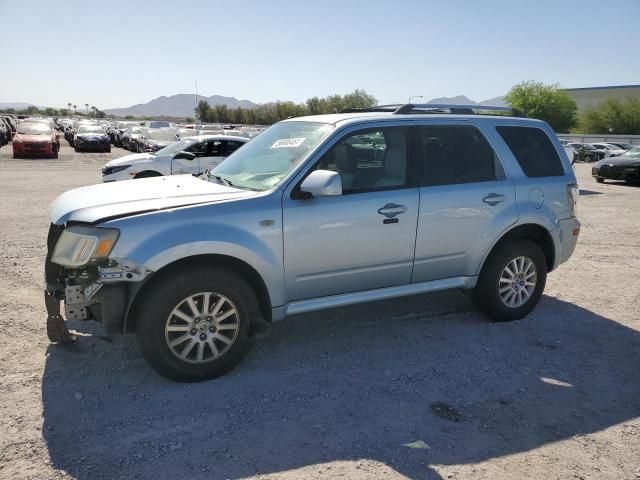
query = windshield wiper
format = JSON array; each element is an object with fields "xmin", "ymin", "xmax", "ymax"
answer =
[{"xmin": 212, "ymin": 174, "xmax": 233, "ymax": 187}]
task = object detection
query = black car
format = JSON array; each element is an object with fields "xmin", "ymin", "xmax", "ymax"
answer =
[
  {"xmin": 74, "ymin": 125, "xmax": 111, "ymax": 152},
  {"xmin": 592, "ymin": 147, "xmax": 640, "ymax": 184},
  {"xmin": 570, "ymin": 143, "xmax": 605, "ymax": 163}
]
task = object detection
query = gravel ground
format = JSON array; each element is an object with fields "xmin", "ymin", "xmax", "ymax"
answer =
[{"xmin": 0, "ymin": 141, "xmax": 639, "ymax": 480}]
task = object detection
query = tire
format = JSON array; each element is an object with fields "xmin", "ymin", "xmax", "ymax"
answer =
[
  {"xmin": 472, "ymin": 240, "xmax": 547, "ymax": 322},
  {"xmin": 136, "ymin": 267, "xmax": 257, "ymax": 382},
  {"xmin": 596, "ymin": 177, "xmax": 605, "ymax": 183},
  {"xmin": 74, "ymin": 146, "xmax": 80, "ymax": 152},
  {"xmin": 52, "ymin": 147, "xmax": 58, "ymax": 159}
]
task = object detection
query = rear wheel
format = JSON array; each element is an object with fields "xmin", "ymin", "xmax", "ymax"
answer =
[
  {"xmin": 136, "ymin": 267, "xmax": 257, "ymax": 382},
  {"xmin": 472, "ymin": 240, "xmax": 547, "ymax": 322}
]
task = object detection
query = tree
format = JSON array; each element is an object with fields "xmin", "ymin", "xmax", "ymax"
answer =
[
  {"xmin": 67, "ymin": 102, "xmax": 72, "ymax": 113},
  {"xmin": 505, "ymin": 81, "xmax": 577, "ymax": 132},
  {"xmin": 85, "ymin": 103, "xmax": 89, "ymax": 114},
  {"xmin": 195, "ymin": 100, "xmax": 211, "ymax": 123},
  {"xmin": 73, "ymin": 104, "xmax": 77, "ymax": 114},
  {"xmin": 581, "ymin": 98, "xmax": 640, "ymax": 135}
]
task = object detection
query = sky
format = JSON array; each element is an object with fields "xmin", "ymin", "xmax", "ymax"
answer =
[{"xmin": 1, "ymin": 0, "xmax": 639, "ymax": 110}]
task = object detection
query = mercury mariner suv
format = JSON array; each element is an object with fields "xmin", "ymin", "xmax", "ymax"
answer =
[{"xmin": 44, "ymin": 104, "xmax": 581, "ymax": 382}]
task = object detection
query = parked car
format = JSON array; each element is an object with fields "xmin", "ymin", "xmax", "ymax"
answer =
[
  {"xmin": 591, "ymin": 146, "xmax": 640, "ymax": 184},
  {"xmin": 144, "ymin": 120, "xmax": 172, "ymax": 129},
  {"xmin": 591, "ymin": 143, "xmax": 626, "ymax": 157},
  {"xmin": 1, "ymin": 115, "xmax": 17, "ymax": 139},
  {"xmin": 74, "ymin": 125, "xmax": 111, "ymax": 152},
  {"xmin": 0, "ymin": 117, "xmax": 9, "ymax": 146},
  {"xmin": 121, "ymin": 126, "xmax": 145, "ymax": 151},
  {"xmin": 12, "ymin": 122, "xmax": 59, "ymax": 158},
  {"xmin": 44, "ymin": 104, "xmax": 580, "ymax": 381},
  {"xmin": 137, "ymin": 128, "xmax": 179, "ymax": 153},
  {"xmin": 101, "ymin": 135, "xmax": 249, "ymax": 181},
  {"xmin": 113, "ymin": 121, "xmax": 140, "ymax": 147},
  {"xmin": 607, "ymin": 142, "xmax": 634, "ymax": 151},
  {"xmin": 570, "ymin": 143, "xmax": 605, "ymax": 162},
  {"xmin": 177, "ymin": 128, "xmax": 197, "ymax": 139}
]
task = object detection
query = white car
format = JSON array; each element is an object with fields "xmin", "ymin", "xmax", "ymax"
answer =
[
  {"xmin": 591, "ymin": 143, "xmax": 626, "ymax": 158},
  {"xmin": 101, "ymin": 135, "xmax": 249, "ymax": 182}
]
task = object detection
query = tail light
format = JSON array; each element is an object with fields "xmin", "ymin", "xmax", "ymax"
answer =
[{"xmin": 567, "ymin": 183, "xmax": 579, "ymax": 218}]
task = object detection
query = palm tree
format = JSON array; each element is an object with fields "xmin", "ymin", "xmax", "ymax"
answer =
[
  {"xmin": 85, "ymin": 103, "xmax": 89, "ymax": 114},
  {"xmin": 91, "ymin": 106, "xmax": 97, "ymax": 117},
  {"xmin": 67, "ymin": 102, "xmax": 72, "ymax": 113},
  {"xmin": 73, "ymin": 104, "xmax": 77, "ymax": 114}
]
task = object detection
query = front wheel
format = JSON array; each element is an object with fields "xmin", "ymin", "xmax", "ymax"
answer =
[
  {"xmin": 136, "ymin": 267, "xmax": 257, "ymax": 381},
  {"xmin": 596, "ymin": 177, "xmax": 605, "ymax": 183},
  {"xmin": 472, "ymin": 240, "xmax": 547, "ymax": 322}
]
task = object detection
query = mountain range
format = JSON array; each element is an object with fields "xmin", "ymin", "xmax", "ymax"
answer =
[
  {"xmin": 1, "ymin": 94, "xmax": 508, "ymax": 117},
  {"xmin": 103, "ymin": 94, "xmax": 258, "ymax": 118}
]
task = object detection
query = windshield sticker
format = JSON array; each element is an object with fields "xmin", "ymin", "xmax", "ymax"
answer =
[{"xmin": 270, "ymin": 137, "xmax": 305, "ymax": 149}]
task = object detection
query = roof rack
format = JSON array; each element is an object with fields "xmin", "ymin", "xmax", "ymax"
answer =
[{"xmin": 340, "ymin": 103, "xmax": 522, "ymax": 117}]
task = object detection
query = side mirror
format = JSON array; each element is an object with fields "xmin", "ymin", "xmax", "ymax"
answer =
[
  {"xmin": 174, "ymin": 151, "xmax": 196, "ymax": 160},
  {"xmin": 299, "ymin": 170, "xmax": 342, "ymax": 198}
]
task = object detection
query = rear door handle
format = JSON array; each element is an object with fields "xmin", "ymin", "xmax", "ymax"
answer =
[
  {"xmin": 377, "ymin": 203, "xmax": 407, "ymax": 218},
  {"xmin": 482, "ymin": 193, "xmax": 506, "ymax": 206}
]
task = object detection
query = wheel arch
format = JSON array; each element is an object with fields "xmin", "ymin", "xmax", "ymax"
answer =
[
  {"xmin": 134, "ymin": 170, "xmax": 162, "ymax": 179},
  {"xmin": 479, "ymin": 223, "xmax": 556, "ymax": 275},
  {"xmin": 125, "ymin": 253, "xmax": 272, "ymax": 333}
]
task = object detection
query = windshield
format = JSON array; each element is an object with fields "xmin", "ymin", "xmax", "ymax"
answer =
[
  {"xmin": 212, "ymin": 121, "xmax": 333, "ymax": 191},
  {"xmin": 620, "ymin": 147, "xmax": 640, "ymax": 158},
  {"xmin": 148, "ymin": 129, "xmax": 177, "ymax": 141},
  {"xmin": 155, "ymin": 138, "xmax": 197, "ymax": 156},
  {"xmin": 17, "ymin": 123, "xmax": 51, "ymax": 135},
  {"xmin": 148, "ymin": 121, "xmax": 171, "ymax": 128},
  {"xmin": 78, "ymin": 126, "xmax": 104, "ymax": 134}
]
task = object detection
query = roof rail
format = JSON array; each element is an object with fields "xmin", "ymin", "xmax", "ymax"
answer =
[{"xmin": 339, "ymin": 103, "xmax": 521, "ymax": 117}]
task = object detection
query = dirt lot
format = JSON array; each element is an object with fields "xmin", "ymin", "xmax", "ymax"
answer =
[{"xmin": 0, "ymin": 141, "xmax": 638, "ymax": 480}]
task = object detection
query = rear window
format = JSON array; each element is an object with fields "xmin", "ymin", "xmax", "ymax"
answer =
[{"xmin": 496, "ymin": 126, "xmax": 564, "ymax": 177}]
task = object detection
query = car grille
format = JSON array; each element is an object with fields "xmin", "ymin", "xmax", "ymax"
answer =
[{"xmin": 24, "ymin": 143, "xmax": 49, "ymax": 151}]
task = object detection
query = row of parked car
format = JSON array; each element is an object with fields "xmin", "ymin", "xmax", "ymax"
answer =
[
  {"xmin": 55, "ymin": 117, "xmax": 263, "ymax": 155},
  {"xmin": 0, "ymin": 114, "xmax": 18, "ymax": 146},
  {"xmin": 559, "ymin": 139, "xmax": 635, "ymax": 163}
]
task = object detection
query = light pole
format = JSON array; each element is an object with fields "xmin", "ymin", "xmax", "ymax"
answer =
[{"xmin": 408, "ymin": 95, "xmax": 424, "ymax": 104}]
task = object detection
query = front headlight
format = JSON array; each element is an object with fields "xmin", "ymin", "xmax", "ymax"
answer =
[
  {"xmin": 103, "ymin": 164, "xmax": 130, "ymax": 175},
  {"xmin": 51, "ymin": 226, "xmax": 119, "ymax": 268}
]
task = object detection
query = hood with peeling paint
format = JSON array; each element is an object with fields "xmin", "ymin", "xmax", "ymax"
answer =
[{"xmin": 50, "ymin": 174, "xmax": 255, "ymax": 224}]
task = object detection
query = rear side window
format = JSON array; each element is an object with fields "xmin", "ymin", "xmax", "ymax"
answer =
[
  {"xmin": 418, "ymin": 125, "xmax": 498, "ymax": 186},
  {"xmin": 497, "ymin": 126, "xmax": 564, "ymax": 177}
]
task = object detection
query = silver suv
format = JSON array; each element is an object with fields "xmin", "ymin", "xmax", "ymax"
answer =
[{"xmin": 45, "ymin": 104, "xmax": 581, "ymax": 381}]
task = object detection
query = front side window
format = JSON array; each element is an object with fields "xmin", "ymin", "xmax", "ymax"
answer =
[
  {"xmin": 497, "ymin": 126, "xmax": 564, "ymax": 177},
  {"xmin": 314, "ymin": 127, "xmax": 408, "ymax": 193},
  {"xmin": 418, "ymin": 125, "xmax": 498, "ymax": 186},
  {"xmin": 223, "ymin": 140, "xmax": 245, "ymax": 156}
]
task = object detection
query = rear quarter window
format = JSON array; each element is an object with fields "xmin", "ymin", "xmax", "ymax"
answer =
[{"xmin": 496, "ymin": 126, "xmax": 564, "ymax": 177}]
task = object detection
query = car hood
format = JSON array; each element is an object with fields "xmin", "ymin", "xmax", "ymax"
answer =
[
  {"xmin": 76, "ymin": 133, "xmax": 108, "ymax": 139},
  {"xmin": 16, "ymin": 133, "xmax": 52, "ymax": 142},
  {"xmin": 104, "ymin": 152, "xmax": 159, "ymax": 167},
  {"xmin": 50, "ymin": 174, "xmax": 255, "ymax": 224},
  {"xmin": 595, "ymin": 156, "xmax": 640, "ymax": 167}
]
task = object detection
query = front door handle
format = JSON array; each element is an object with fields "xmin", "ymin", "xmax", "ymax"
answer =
[
  {"xmin": 377, "ymin": 203, "xmax": 407, "ymax": 218},
  {"xmin": 482, "ymin": 193, "xmax": 506, "ymax": 206}
]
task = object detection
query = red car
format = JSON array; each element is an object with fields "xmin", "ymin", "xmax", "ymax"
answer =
[{"xmin": 12, "ymin": 122, "xmax": 60, "ymax": 158}]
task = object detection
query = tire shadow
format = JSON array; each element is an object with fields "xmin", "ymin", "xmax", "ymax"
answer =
[{"xmin": 42, "ymin": 291, "xmax": 640, "ymax": 479}]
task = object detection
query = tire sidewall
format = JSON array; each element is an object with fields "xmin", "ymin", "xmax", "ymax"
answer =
[{"xmin": 136, "ymin": 268, "xmax": 256, "ymax": 381}]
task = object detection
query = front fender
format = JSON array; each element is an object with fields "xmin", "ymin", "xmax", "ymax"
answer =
[{"xmin": 103, "ymin": 196, "xmax": 285, "ymax": 307}]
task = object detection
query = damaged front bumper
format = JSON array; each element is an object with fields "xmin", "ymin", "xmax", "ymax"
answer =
[{"xmin": 45, "ymin": 251, "xmax": 153, "ymax": 342}]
